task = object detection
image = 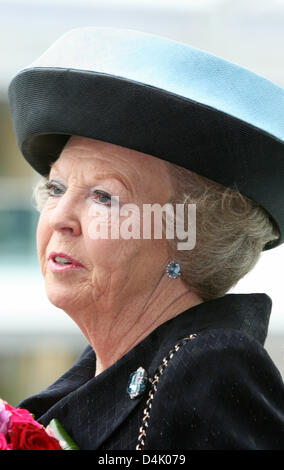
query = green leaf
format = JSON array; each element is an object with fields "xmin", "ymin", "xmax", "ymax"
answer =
[{"xmin": 48, "ymin": 418, "xmax": 79, "ymax": 450}]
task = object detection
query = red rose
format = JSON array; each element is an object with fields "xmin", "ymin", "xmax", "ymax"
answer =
[
  {"xmin": 7, "ymin": 422, "xmax": 62, "ymax": 450},
  {"xmin": 4, "ymin": 404, "xmax": 42, "ymax": 429},
  {"xmin": 0, "ymin": 433, "xmax": 11, "ymax": 450}
]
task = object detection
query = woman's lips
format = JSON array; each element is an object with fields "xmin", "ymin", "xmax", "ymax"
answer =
[{"xmin": 48, "ymin": 251, "xmax": 85, "ymax": 272}]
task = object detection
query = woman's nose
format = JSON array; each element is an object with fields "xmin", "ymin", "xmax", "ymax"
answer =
[{"xmin": 48, "ymin": 193, "xmax": 82, "ymax": 236}]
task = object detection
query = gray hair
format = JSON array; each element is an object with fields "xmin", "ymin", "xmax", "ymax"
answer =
[
  {"xmin": 163, "ymin": 162, "xmax": 280, "ymax": 302},
  {"xmin": 32, "ymin": 166, "xmax": 280, "ymax": 303},
  {"xmin": 32, "ymin": 175, "xmax": 50, "ymax": 212}
]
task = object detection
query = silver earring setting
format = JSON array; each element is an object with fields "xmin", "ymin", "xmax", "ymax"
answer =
[{"xmin": 166, "ymin": 261, "xmax": 181, "ymax": 279}]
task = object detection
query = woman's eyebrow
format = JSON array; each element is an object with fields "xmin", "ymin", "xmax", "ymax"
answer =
[
  {"xmin": 92, "ymin": 172, "xmax": 131, "ymax": 192},
  {"xmin": 49, "ymin": 167, "xmax": 132, "ymax": 193}
]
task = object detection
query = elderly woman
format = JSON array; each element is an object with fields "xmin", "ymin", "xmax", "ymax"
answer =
[{"xmin": 8, "ymin": 27, "xmax": 284, "ymax": 450}]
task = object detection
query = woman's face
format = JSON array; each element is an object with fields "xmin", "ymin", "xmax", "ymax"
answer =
[{"xmin": 37, "ymin": 136, "xmax": 174, "ymax": 314}]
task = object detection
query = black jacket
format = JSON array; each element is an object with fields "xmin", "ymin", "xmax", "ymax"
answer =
[{"xmin": 18, "ymin": 293, "xmax": 284, "ymax": 450}]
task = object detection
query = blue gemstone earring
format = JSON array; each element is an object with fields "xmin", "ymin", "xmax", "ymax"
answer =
[{"xmin": 166, "ymin": 261, "xmax": 181, "ymax": 279}]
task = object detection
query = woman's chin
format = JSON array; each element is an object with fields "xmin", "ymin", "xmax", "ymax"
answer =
[{"xmin": 44, "ymin": 280, "xmax": 80, "ymax": 311}]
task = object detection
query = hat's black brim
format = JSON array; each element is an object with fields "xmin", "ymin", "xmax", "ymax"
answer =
[{"xmin": 8, "ymin": 67, "xmax": 284, "ymax": 250}]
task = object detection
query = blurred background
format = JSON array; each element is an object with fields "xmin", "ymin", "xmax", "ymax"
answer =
[{"xmin": 0, "ymin": 0, "xmax": 284, "ymax": 406}]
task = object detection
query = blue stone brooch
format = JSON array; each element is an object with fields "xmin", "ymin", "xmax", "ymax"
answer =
[{"xmin": 127, "ymin": 367, "xmax": 148, "ymax": 399}]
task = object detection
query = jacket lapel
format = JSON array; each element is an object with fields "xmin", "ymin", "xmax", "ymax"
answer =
[
  {"xmin": 18, "ymin": 293, "xmax": 272, "ymax": 449},
  {"xmin": 37, "ymin": 333, "xmax": 163, "ymax": 449}
]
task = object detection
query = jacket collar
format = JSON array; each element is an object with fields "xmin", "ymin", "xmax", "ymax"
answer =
[{"xmin": 19, "ymin": 292, "xmax": 272, "ymax": 449}]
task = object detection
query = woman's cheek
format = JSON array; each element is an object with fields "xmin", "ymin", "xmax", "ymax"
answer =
[
  {"xmin": 86, "ymin": 204, "xmax": 111, "ymax": 243},
  {"xmin": 84, "ymin": 207, "xmax": 140, "ymax": 268},
  {"xmin": 84, "ymin": 215, "xmax": 122, "ymax": 267},
  {"xmin": 36, "ymin": 210, "xmax": 51, "ymax": 273}
]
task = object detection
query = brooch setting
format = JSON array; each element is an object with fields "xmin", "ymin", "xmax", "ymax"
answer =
[{"xmin": 127, "ymin": 367, "xmax": 148, "ymax": 399}]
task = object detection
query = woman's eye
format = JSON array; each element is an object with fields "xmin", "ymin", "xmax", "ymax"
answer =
[
  {"xmin": 93, "ymin": 190, "xmax": 112, "ymax": 205},
  {"xmin": 44, "ymin": 182, "xmax": 112, "ymax": 205},
  {"xmin": 45, "ymin": 182, "xmax": 63, "ymax": 196}
]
